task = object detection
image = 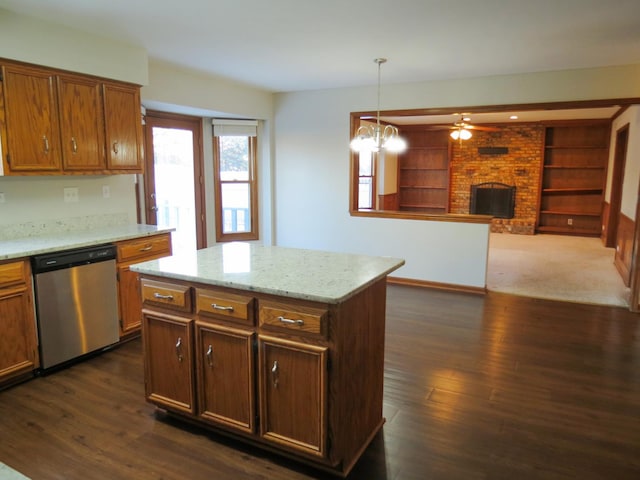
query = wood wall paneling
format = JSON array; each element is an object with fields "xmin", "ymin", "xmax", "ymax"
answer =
[{"xmin": 614, "ymin": 213, "xmax": 635, "ymax": 286}]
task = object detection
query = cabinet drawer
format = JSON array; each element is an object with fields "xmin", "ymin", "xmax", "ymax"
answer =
[
  {"xmin": 259, "ymin": 301, "xmax": 327, "ymax": 337},
  {"xmin": 117, "ymin": 234, "xmax": 172, "ymax": 264},
  {"xmin": 141, "ymin": 279, "xmax": 191, "ymax": 312},
  {"xmin": 196, "ymin": 289, "xmax": 254, "ymax": 326},
  {"xmin": 0, "ymin": 261, "xmax": 27, "ymax": 288}
]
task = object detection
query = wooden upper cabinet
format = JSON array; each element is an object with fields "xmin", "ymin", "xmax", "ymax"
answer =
[
  {"xmin": 103, "ymin": 83, "xmax": 143, "ymax": 171},
  {"xmin": 2, "ymin": 64, "xmax": 62, "ymax": 172},
  {"xmin": 0, "ymin": 59, "xmax": 143, "ymax": 175},
  {"xmin": 57, "ymin": 74, "xmax": 106, "ymax": 171}
]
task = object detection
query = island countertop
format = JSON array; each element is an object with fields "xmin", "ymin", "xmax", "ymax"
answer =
[{"xmin": 130, "ymin": 243, "xmax": 405, "ymax": 304}]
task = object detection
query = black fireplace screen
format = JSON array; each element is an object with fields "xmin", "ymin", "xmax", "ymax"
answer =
[{"xmin": 470, "ymin": 182, "xmax": 516, "ymax": 219}]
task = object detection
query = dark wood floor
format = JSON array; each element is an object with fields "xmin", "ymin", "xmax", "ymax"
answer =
[{"xmin": 1, "ymin": 285, "xmax": 639, "ymax": 479}]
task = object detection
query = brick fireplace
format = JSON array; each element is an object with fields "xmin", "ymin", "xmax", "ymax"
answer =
[{"xmin": 449, "ymin": 125, "xmax": 544, "ymax": 234}]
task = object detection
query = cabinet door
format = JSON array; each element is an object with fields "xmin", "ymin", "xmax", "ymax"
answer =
[
  {"xmin": 118, "ymin": 266, "xmax": 142, "ymax": 337},
  {"xmin": 196, "ymin": 323, "xmax": 255, "ymax": 433},
  {"xmin": 103, "ymin": 83, "xmax": 142, "ymax": 171},
  {"xmin": 2, "ymin": 65, "xmax": 61, "ymax": 172},
  {"xmin": 142, "ymin": 312, "xmax": 195, "ymax": 414},
  {"xmin": 0, "ymin": 286, "xmax": 38, "ymax": 383},
  {"xmin": 57, "ymin": 75, "xmax": 106, "ymax": 171},
  {"xmin": 259, "ymin": 336, "xmax": 328, "ymax": 458}
]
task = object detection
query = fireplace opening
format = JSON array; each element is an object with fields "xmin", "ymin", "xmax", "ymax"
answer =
[{"xmin": 470, "ymin": 182, "xmax": 516, "ymax": 219}]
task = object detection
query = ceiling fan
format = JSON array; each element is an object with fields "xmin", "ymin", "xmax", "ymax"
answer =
[{"xmin": 428, "ymin": 114, "xmax": 501, "ymax": 140}]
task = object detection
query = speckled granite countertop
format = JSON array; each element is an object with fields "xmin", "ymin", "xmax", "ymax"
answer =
[
  {"xmin": 0, "ymin": 224, "xmax": 174, "ymax": 261},
  {"xmin": 131, "ymin": 242, "xmax": 405, "ymax": 304}
]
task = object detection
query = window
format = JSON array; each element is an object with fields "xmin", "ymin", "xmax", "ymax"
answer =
[
  {"xmin": 357, "ymin": 150, "xmax": 376, "ymax": 210},
  {"xmin": 213, "ymin": 120, "xmax": 259, "ymax": 242}
]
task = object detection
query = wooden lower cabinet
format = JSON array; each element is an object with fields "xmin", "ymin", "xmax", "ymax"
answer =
[
  {"xmin": 259, "ymin": 336, "xmax": 327, "ymax": 458},
  {"xmin": 196, "ymin": 323, "xmax": 255, "ymax": 433},
  {"xmin": 116, "ymin": 233, "xmax": 172, "ymax": 338},
  {"xmin": 140, "ymin": 275, "xmax": 388, "ymax": 477},
  {"xmin": 142, "ymin": 311, "xmax": 195, "ymax": 414},
  {"xmin": 0, "ymin": 259, "xmax": 39, "ymax": 387}
]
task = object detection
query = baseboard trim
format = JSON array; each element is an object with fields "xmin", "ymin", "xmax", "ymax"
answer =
[{"xmin": 387, "ymin": 276, "xmax": 487, "ymax": 295}]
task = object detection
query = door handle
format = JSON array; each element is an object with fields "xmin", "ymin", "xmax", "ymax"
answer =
[
  {"xmin": 206, "ymin": 344, "xmax": 213, "ymax": 368},
  {"xmin": 271, "ymin": 360, "xmax": 279, "ymax": 388},
  {"xmin": 175, "ymin": 337, "xmax": 183, "ymax": 362}
]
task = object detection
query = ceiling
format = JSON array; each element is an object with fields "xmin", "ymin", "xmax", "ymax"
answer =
[{"xmin": 1, "ymin": 0, "xmax": 640, "ymax": 94}]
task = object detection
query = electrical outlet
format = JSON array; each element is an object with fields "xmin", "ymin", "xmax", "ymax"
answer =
[
  {"xmin": 64, "ymin": 187, "xmax": 79, "ymax": 203},
  {"xmin": 567, "ymin": 218, "xmax": 573, "ymax": 226},
  {"xmin": 102, "ymin": 185, "xmax": 111, "ymax": 198},
  {"xmin": 0, "ymin": 193, "xmax": 5, "ymax": 203}
]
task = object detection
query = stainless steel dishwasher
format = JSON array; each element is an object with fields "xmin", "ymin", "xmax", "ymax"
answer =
[{"xmin": 31, "ymin": 244, "xmax": 120, "ymax": 370}]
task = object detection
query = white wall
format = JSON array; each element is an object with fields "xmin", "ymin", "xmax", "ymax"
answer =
[
  {"xmin": 274, "ymin": 65, "xmax": 640, "ymax": 287},
  {"xmin": 0, "ymin": 9, "xmax": 147, "ymax": 85},
  {"xmin": 0, "ymin": 175, "xmax": 138, "ymax": 228},
  {"xmin": 142, "ymin": 60, "xmax": 275, "ymax": 246},
  {"xmin": 606, "ymin": 106, "xmax": 640, "ymax": 218}
]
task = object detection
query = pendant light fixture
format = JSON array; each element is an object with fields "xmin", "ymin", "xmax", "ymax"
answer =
[{"xmin": 350, "ymin": 58, "xmax": 407, "ymax": 154}]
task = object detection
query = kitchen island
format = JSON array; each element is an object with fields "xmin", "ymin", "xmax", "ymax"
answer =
[{"xmin": 131, "ymin": 243, "xmax": 404, "ymax": 476}]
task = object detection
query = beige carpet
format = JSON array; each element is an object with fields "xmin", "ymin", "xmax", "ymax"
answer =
[{"xmin": 487, "ymin": 233, "xmax": 631, "ymax": 307}]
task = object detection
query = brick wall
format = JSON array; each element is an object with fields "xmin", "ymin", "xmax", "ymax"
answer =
[{"xmin": 449, "ymin": 125, "xmax": 544, "ymax": 234}]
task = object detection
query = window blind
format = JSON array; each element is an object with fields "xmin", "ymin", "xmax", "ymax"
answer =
[{"xmin": 212, "ymin": 119, "xmax": 258, "ymax": 137}]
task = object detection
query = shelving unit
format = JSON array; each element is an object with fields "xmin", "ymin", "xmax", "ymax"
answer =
[
  {"xmin": 398, "ymin": 129, "xmax": 450, "ymax": 213},
  {"xmin": 537, "ymin": 122, "xmax": 610, "ymax": 236}
]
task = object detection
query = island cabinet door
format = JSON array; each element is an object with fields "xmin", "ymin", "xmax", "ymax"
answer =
[
  {"xmin": 142, "ymin": 311, "xmax": 195, "ymax": 415},
  {"xmin": 196, "ymin": 323, "xmax": 255, "ymax": 434},
  {"xmin": 258, "ymin": 335, "xmax": 328, "ymax": 459}
]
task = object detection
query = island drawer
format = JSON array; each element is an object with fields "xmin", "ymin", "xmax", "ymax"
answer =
[
  {"xmin": 117, "ymin": 233, "xmax": 172, "ymax": 264},
  {"xmin": 0, "ymin": 260, "xmax": 27, "ymax": 288},
  {"xmin": 141, "ymin": 279, "xmax": 192, "ymax": 312},
  {"xmin": 258, "ymin": 301, "xmax": 327, "ymax": 337},
  {"xmin": 195, "ymin": 288, "xmax": 254, "ymax": 325}
]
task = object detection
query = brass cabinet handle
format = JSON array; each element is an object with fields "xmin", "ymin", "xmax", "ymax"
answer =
[
  {"xmin": 271, "ymin": 360, "xmax": 279, "ymax": 388},
  {"xmin": 212, "ymin": 303, "xmax": 234, "ymax": 312},
  {"xmin": 154, "ymin": 292, "xmax": 174, "ymax": 300},
  {"xmin": 277, "ymin": 316, "xmax": 304, "ymax": 326},
  {"xmin": 175, "ymin": 337, "xmax": 183, "ymax": 362},
  {"xmin": 112, "ymin": 141, "xmax": 119, "ymax": 154},
  {"xmin": 206, "ymin": 344, "xmax": 213, "ymax": 368},
  {"xmin": 71, "ymin": 137, "xmax": 77, "ymax": 153},
  {"xmin": 43, "ymin": 135, "xmax": 50, "ymax": 153},
  {"xmin": 139, "ymin": 245, "xmax": 153, "ymax": 252}
]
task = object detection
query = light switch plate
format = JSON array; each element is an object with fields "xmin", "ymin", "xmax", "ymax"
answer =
[
  {"xmin": 102, "ymin": 185, "xmax": 110, "ymax": 198},
  {"xmin": 0, "ymin": 192, "xmax": 5, "ymax": 203}
]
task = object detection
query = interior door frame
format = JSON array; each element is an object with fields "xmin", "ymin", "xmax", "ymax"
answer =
[
  {"xmin": 605, "ymin": 124, "xmax": 629, "ymax": 248},
  {"xmin": 143, "ymin": 110, "xmax": 207, "ymax": 249}
]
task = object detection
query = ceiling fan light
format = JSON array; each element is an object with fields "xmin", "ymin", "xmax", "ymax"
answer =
[
  {"xmin": 450, "ymin": 130, "xmax": 460, "ymax": 140},
  {"xmin": 460, "ymin": 128, "xmax": 472, "ymax": 140}
]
